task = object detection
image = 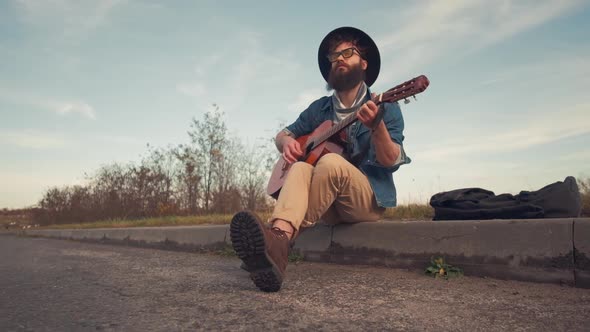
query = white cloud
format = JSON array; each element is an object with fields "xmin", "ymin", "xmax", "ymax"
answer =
[
  {"xmin": 287, "ymin": 89, "xmax": 329, "ymax": 113},
  {"xmin": 0, "ymin": 129, "xmax": 144, "ymax": 150},
  {"xmin": 194, "ymin": 55, "xmax": 221, "ymax": 76},
  {"xmin": 176, "ymin": 83, "xmax": 207, "ymax": 99},
  {"xmin": 557, "ymin": 149, "xmax": 590, "ymax": 163},
  {"xmin": 0, "ymin": 87, "xmax": 96, "ymax": 119},
  {"xmin": 375, "ymin": 0, "xmax": 584, "ymax": 81},
  {"xmin": 41, "ymin": 100, "xmax": 96, "ymax": 120},
  {"xmin": 474, "ymin": 1, "xmax": 581, "ymax": 48},
  {"xmin": 177, "ymin": 28, "xmax": 304, "ymax": 113},
  {"xmin": 14, "ymin": 0, "xmax": 126, "ymax": 40},
  {"xmin": 414, "ymin": 102, "xmax": 590, "ymax": 162},
  {"xmin": 0, "ymin": 130, "xmax": 68, "ymax": 149},
  {"xmin": 479, "ymin": 52, "xmax": 590, "ymax": 86},
  {"xmin": 94, "ymin": 134, "xmax": 144, "ymax": 146}
]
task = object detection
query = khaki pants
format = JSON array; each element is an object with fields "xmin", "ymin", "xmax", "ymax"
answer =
[{"xmin": 270, "ymin": 153, "xmax": 385, "ymax": 233}]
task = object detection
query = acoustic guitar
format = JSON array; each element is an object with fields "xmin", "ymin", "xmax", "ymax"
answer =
[{"xmin": 266, "ymin": 75, "xmax": 430, "ymax": 198}]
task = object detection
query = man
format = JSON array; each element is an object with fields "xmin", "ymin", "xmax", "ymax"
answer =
[{"xmin": 230, "ymin": 27, "xmax": 410, "ymax": 292}]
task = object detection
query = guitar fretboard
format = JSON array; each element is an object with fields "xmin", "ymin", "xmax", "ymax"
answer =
[{"xmin": 305, "ymin": 75, "xmax": 429, "ymax": 152}]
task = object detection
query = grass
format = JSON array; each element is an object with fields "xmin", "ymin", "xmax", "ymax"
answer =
[
  {"xmin": 0, "ymin": 215, "xmax": 33, "ymax": 228},
  {"xmin": 40, "ymin": 214, "xmax": 237, "ymax": 230},
  {"xmin": 288, "ymin": 252, "xmax": 305, "ymax": 263},
  {"xmin": 384, "ymin": 203, "xmax": 434, "ymax": 220},
  {"xmin": 37, "ymin": 211, "xmax": 274, "ymax": 230},
  {"xmin": 32, "ymin": 205, "xmax": 433, "ymax": 230},
  {"xmin": 214, "ymin": 245, "xmax": 237, "ymax": 257},
  {"xmin": 211, "ymin": 245, "xmax": 304, "ymax": 265}
]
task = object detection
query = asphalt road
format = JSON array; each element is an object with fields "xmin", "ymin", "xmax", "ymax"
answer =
[{"xmin": 1, "ymin": 235, "xmax": 589, "ymax": 331}]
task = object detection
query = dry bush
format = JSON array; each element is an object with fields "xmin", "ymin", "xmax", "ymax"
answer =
[{"xmin": 33, "ymin": 108, "xmax": 271, "ymax": 226}]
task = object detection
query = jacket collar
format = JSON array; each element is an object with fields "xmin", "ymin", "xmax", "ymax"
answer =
[{"xmin": 320, "ymin": 87, "xmax": 373, "ymax": 113}]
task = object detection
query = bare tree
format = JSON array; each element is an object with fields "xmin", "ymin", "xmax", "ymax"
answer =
[
  {"xmin": 211, "ymin": 137, "xmax": 242, "ymax": 213},
  {"xmin": 238, "ymin": 141, "xmax": 271, "ymax": 211},
  {"xmin": 188, "ymin": 105, "xmax": 227, "ymax": 212},
  {"xmin": 173, "ymin": 144, "xmax": 202, "ymax": 214}
]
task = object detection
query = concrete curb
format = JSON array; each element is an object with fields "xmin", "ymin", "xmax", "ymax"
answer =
[
  {"xmin": 574, "ymin": 218, "xmax": 590, "ymax": 287},
  {"xmin": 23, "ymin": 225, "xmax": 230, "ymax": 252},
  {"xmin": 21, "ymin": 218, "xmax": 590, "ymax": 288}
]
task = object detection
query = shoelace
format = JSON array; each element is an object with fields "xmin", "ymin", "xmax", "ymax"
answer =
[{"xmin": 270, "ymin": 227, "xmax": 290, "ymax": 239}]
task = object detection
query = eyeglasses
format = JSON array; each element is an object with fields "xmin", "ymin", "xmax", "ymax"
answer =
[{"xmin": 326, "ymin": 47, "xmax": 361, "ymax": 62}]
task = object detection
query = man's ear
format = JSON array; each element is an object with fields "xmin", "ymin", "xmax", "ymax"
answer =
[{"xmin": 361, "ymin": 59, "xmax": 368, "ymax": 70}]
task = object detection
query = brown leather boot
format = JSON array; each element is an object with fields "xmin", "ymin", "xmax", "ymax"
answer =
[{"xmin": 230, "ymin": 211, "xmax": 290, "ymax": 292}]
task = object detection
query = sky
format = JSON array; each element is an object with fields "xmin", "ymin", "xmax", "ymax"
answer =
[{"xmin": 1, "ymin": 0, "xmax": 589, "ymax": 209}]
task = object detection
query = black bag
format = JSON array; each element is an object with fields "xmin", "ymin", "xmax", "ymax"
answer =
[{"xmin": 429, "ymin": 176, "xmax": 582, "ymax": 220}]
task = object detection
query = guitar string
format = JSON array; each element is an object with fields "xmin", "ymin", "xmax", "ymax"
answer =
[{"xmin": 310, "ymin": 87, "xmax": 412, "ymax": 149}]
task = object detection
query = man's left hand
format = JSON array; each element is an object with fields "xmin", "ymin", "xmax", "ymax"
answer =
[{"xmin": 357, "ymin": 100, "xmax": 380, "ymax": 129}]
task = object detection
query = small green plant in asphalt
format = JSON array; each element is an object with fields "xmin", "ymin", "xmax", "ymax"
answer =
[
  {"xmin": 288, "ymin": 252, "xmax": 304, "ymax": 263},
  {"xmin": 215, "ymin": 245, "xmax": 236, "ymax": 257},
  {"xmin": 212, "ymin": 245, "xmax": 303, "ymax": 263},
  {"xmin": 425, "ymin": 257, "xmax": 463, "ymax": 279}
]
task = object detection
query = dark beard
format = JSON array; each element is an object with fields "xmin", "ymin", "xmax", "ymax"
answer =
[{"xmin": 326, "ymin": 62, "xmax": 366, "ymax": 92}]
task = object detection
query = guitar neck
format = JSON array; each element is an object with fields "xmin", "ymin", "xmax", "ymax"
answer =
[
  {"xmin": 307, "ymin": 75, "xmax": 429, "ymax": 151},
  {"xmin": 308, "ymin": 92, "xmax": 400, "ymax": 149}
]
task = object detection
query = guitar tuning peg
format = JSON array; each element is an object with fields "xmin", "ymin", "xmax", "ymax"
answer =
[{"xmin": 404, "ymin": 98, "xmax": 410, "ymax": 104}]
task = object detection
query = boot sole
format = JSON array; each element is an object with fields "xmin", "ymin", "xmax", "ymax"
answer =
[{"xmin": 230, "ymin": 211, "xmax": 283, "ymax": 292}]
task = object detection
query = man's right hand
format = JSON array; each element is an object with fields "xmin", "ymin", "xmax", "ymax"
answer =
[{"xmin": 282, "ymin": 137, "xmax": 303, "ymax": 164}]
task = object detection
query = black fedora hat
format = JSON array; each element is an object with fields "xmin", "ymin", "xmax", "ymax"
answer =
[{"xmin": 317, "ymin": 27, "xmax": 381, "ymax": 87}]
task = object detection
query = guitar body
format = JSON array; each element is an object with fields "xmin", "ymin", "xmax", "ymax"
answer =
[{"xmin": 267, "ymin": 120, "xmax": 345, "ymax": 198}]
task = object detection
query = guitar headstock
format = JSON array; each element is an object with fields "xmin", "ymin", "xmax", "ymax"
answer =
[{"xmin": 373, "ymin": 75, "xmax": 430, "ymax": 106}]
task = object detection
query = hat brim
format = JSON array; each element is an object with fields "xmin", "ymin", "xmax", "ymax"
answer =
[{"xmin": 318, "ymin": 27, "xmax": 380, "ymax": 87}]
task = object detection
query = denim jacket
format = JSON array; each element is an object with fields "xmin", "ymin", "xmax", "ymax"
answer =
[{"xmin": 285, "ymin": 90, "xmax": 411, "ymax": 207}]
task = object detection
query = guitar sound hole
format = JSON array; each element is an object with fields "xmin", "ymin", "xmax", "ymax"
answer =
[{"xmin": 305, "ymin": 142, "xmax": 314, "ymax": 155}]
